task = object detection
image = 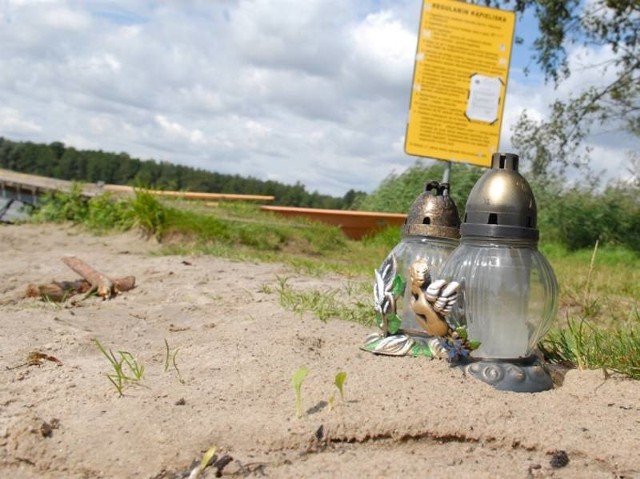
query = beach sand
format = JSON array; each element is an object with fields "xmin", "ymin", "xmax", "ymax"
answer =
[{"xmin": 1, "ymin": 223, "xmax": 638, "ymax": 478}]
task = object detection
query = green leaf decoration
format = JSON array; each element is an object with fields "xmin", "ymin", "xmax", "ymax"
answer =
[
  {"xmin": 387, "ymin": 314, "xmax": 402, "ymax": 335},
  {"xmin": 468, "ymin": 340, "xmax": 481, "ymax": 350},
  {"xmin": 410, "ymin": 343, "xmax": 434, "ymax": 358},
  {"xmin": 375, "ymin": 312, "xmax": 384, "ymax": 329},
  {"xmin": 362, "ymin": 337, "xmax": 383, "ymax": 352},
  {"xmin": 455, "ymin": 326, "xmax": 468, "ymax": 340},
  {"xmin": 391, "ymin": 275, "xmax": 406, "ymax": 297}
]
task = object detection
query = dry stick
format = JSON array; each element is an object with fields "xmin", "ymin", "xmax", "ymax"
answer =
[
  {"xmin": 25, "ymin": 280, "xmax": 91, "ymax": 302},
  {"xmin": 62, "ymin": 255, "xmax": 114, "ymax": 298},
  {"xmin": 112, "ymin": 276, "xmax": 136, "ymax": 293},
  {"xmin": 61, "ymin": 255, "xmax": 135, "ymax": 299},
  {"xmin": 26, "ymin": 276, "xmax": 136, "ymax": 302},
  {"xmin": 24, "ymin": 256, "xmax": 136, "ymax": 302}
]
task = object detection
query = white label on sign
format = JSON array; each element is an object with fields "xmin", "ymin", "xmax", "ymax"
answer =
[{"xmin": 466, "ymin": 74, "xmax": 501, "ymax": 123}]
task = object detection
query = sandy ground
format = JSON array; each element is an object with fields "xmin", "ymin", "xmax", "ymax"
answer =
[{"xmin": 1, "ymin": 223, "xmax": 639, "ymax": 479}]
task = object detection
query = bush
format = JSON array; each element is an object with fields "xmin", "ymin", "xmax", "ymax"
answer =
[
  {"xmin": 357, "ymin": 161, "xmax": 483, "ymax": 214},
  {"xmin": 537, "ymin": 183, "xmax": 640, "ymax": 252},
  {"xmin": 31, "ymin": 184, "xmax": 89, "ymax": 223},
  {"xmin": 85, "ymin": 193, "xmax": 134, "ymax": 232},
  {"xmin": 127, "ymin": 189, "xmax": 166, "ymax": 239}
]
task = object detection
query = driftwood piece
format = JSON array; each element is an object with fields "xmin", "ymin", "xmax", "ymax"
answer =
[
  {"xmin": 112, "ymin": 276, "xmax": 136, "ymax": 293},
  {"xmin": 25, "ymin": 256, "xmax": 136, "ymax": 302},
  {"xmin": 25, "ymin": 280, "xmax": 91, "ymax": 302},
  {"xmin": 62, "ymin": 255, "xmax": 114, "ymax": 298}
]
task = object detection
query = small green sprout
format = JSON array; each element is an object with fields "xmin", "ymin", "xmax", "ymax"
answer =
[
  {"xmin": 334, "ymin": 371, "xmax": 347, "ymax": 402},
  {"xmin": 199, "ymin": 445, "xmax": 217, "ymax": 474},
  {"xmin": 292, "ymin": 367, "xmax": 310, "ymax": 418},
  {"xmin": 328, "ymin": 394, "xmax": 336, "ymax": 411},
  {"xmin": 163, "ymin": 338, "xmax": 184, "ymax": 384},
  {"xmin": 187, "ymin": 445, "xmax": 217, "ymax": 479}
]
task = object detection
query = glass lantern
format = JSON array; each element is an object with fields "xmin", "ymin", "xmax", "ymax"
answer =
[
  {"xmin": 440, "ymin": 153, "xmax": 558, "ymax": 392},
  {"xmin": 363, "ymin": 181, "xmax": 461, "ymax": 357}
]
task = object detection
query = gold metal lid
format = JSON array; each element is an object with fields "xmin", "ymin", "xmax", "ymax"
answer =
[{"xmin": 402, "ymin": 181, "xmax": 460, "ymax": 239}]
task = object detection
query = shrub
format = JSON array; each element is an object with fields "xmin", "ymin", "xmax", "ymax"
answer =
[{"xmin": 357, "ymin": 161, "xmax": 483, "ymax": 214}]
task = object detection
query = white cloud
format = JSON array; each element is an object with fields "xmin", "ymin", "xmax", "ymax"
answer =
[
  {"xmin": 0, "ymin": 107, "xmax": 42, "ymax": 134},
  {"xmin": 0, "ymin": 0, "xmax": 636, "ymax": 197},
  {"xmin": 349, "ymin": 10, "xmax": 416, "ymax": 90},
  {"xmin": 557, "ymin": 44, "xmax": 621, "ymax": 98},
  {"xmin": 60, "ymin": 133, "xmax": 95, "ymax": 151},
  {"xmin": 41, "ymin": 7, "xmax": 90, "ymax": 29},
  {"xmin": 154, "ymin": 115, "xmax": 206, "ymax": 145},
  {"xmin": 230, "ymin": 0, "xmax": 352, "ymax": 77}
]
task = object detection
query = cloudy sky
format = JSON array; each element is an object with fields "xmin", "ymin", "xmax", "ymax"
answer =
[{"xmin": 1, "ymin": 0, "xmax": 637, "ymax": 196}]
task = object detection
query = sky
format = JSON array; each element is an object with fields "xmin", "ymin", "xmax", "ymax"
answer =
[{"xmin": 0, "ymin": 0, "xmax": 637, "ymax": 197}]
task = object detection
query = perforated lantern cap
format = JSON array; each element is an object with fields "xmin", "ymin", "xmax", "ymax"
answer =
[
  {"xmin": 402, "ymin": 181, "xmax": 460, "ymax": 239},
  {"xmin": 461, "ymin": 153, "xmax": 539, "ymax": 240}
]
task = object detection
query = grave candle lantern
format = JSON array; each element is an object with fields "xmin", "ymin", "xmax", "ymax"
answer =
[
  {"xmin": 363, "ymin": 181, "xmax": 461, "ymax": 357},
  {"xmin": 439, "ymin": 152, "xmax": 558, "ymax": 392}
]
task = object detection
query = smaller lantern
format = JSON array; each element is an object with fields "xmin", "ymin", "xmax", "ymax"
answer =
[
  {"xmin": 363, "ymin": 181, "xmax": 461, "ymax": 357},
  {"xmin": 439, "ymin": 153, "xmax": 558, "ymax": 392}
]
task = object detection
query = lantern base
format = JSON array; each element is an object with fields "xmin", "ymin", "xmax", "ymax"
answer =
[{"xmin": 459, "ymin": 356, "xmax": 553, "ymax": 393}]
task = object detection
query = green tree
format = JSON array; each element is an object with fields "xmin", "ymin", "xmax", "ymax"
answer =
[
  {"xmin": 357, "ymin": 161, "xmax": 483, "ymax": 213},
  {"xmin": 481, "ymin": 0, "xmax": 639, "ymax": 178},
  {"xmin": 0, "ymin": 137, "xmax": 358, "ymax": 209},
  {"xmin": 342, "ymin": 189, "xmax": 367, "ymax": 210},
  {"xmin": 49, "ymin": 141, "xmax": 65, "ymax": 160}
]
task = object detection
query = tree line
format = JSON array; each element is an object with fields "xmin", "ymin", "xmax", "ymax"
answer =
[{"xmin": 0, "ymin": 137, "xmax": 365, "ymax": 209}]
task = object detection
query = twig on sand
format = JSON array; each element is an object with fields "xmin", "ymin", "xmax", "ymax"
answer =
[{"xmin": 25, "ymin": 255, "xmax": 135, "ymax": 302}]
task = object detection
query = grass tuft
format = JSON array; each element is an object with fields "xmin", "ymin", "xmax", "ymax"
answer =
[
  {"xmin": 94, "ymin": 339, "xmax": 144, "ymax": 397},
  {"xmin": 275, "ymin": 276, "xmax": 372, "ymax": 325},
  {"xmin": 540, "ymin": 312, "xmax": 640, "ymax": 379}
]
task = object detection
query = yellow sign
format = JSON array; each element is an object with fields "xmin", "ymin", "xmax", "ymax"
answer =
[{"xmin": 405, "ymin": 0, "xmax": 516, "ymax": 167}]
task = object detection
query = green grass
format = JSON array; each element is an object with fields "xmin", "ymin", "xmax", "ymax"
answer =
[
  {"xmin": 274, "ymin": 276, "xmax": 373, "ymax": 325},
  {"xmin": 30, "ymin": 188, "xmax": 640, "ymax": 380},
  {"xmin": 540, "ymin": 313, "xmax": 640, "ymax": 379},
  {"xmin": 542, "ymin": 242, "xmax": 640, "ymax": 327},
  {"xmin": 94, "ymin": 339, "xmax": 145, "ymax": 397},
  {"xmin": 163, "ymin": 339, "xmax": 184, "ymax": 384},
  {"xmin": 538, "ymin": 242, "xmax": 640, "ymax": 378}
]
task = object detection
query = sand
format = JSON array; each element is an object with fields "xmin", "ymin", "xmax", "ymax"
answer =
[{"xmin": 1, "ymin": 223, "xmax": 638, "ymax": 478}]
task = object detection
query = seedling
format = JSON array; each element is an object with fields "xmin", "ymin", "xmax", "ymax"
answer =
[
  {"xmin": 187, "ymin": 445, "xmax": 216, "ymax": 479},
  {"xmin": 94, "ymin": 339, "xmax": 144, "ymax": 397},
  {"xmin": 328, "ymin": 371, "xmax": 348, "ymax": 410},
  {"xmin": 120, "ymin": 351, "xmax": 144, "ymax": 380},
  {"xmin": 163, "ymin": 338, "xmax": 184, "ymax": 384},
  {"xmin": 334, "ymin": 371, "xmax": 347, "ymax": 402},
  {"xmin": 292, "ymin": 367, "xmax": 310, "ymax": 418},
  {"xmin": 328, "ymin": 394, "xmax": 336, "ymax": 411}
]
